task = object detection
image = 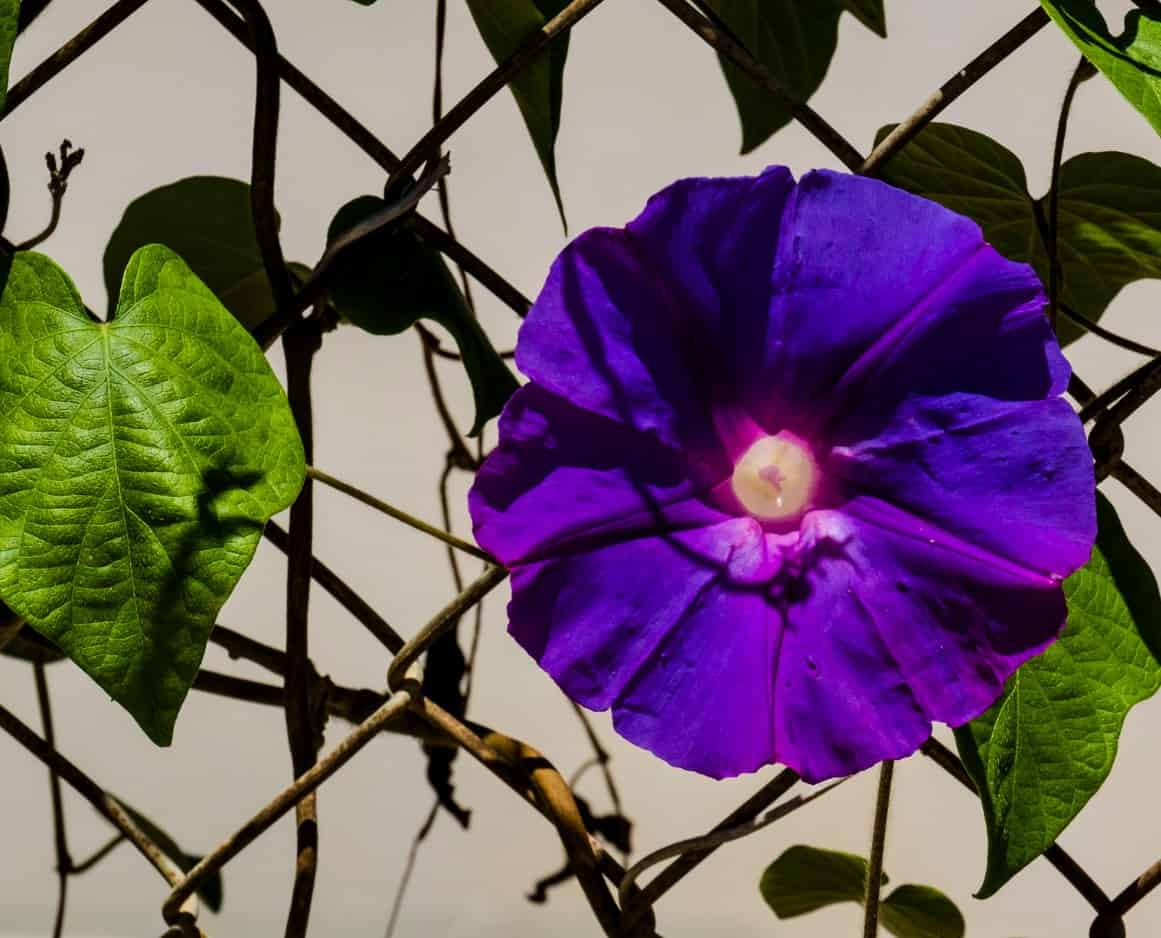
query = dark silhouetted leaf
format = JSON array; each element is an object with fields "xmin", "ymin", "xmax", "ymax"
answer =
[
  {"xmin": 103, "ymin": 177, "xmax": 310, "ymax": 331},
  {"xmin": 327, "ymin": 195, "xmax": 518, "ymax": 434},
  {"xmin": 466, "ymin": 0, "xmax": 571, "ymax": 224}
]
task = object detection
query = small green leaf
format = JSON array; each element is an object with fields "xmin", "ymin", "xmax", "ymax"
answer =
[
  {"xmin": 705, "ymin": 0, "xmax": 845, "ymax": 153},
  {"xmin": 841, "ymin": 0, "xmax": 886, "ymax": 37},
  {"xmin": 759, "ymin": 845, "xmax": 878, "ymax": 918},
  {"xmin": 873, "ymin": 123, "xmax": 1161, "ymax": 344},
  {"xmin": 121, "ymin": 802, "xmax": 224, "ymax": 911},
  {"xmin": 0, "ymin": 0, "xmax": 18, "ymax": 113},
  {"xmin": 955, "ymin": 492, "xmax": 1161, "ymax": 897},
  {"xmin": 465, "ymin": 0, "xmax": 571, "ymax": 225},
  {"xmin": 103, "ymin": 177, "xmax": 310, "ymax": 332},
  {"xmin": 0, "ymin": 247, "xmax": 305, "ymax": 744},
  {"xmin": 760, "ymin": 845, "xmax": 962, "ymax": 938},
  {"xmin": 1041, "ymin": 0, "xmax": 1161, "ymax": 136},
  {"xmin": 881, "ymin": 884, "xmax": 965, "ymax": 938},
  {"xmin": 326, "ymin": 196, "xmax": 518, "ymax": 434}
]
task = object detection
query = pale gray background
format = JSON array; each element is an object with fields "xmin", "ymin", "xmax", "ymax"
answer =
[{"xmin": 2, "ymin": 1, "xmax": 1161, "ymax": 936}]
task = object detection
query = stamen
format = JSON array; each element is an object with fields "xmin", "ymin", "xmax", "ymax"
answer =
[{"xmin": 731, "ymin": 433, "xmax": 817, "ymax": 522}]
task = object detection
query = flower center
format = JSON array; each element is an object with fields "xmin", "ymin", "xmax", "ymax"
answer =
[{"xmin": 731, "ymin": 433, "xmax": 817, "ymax": 522}]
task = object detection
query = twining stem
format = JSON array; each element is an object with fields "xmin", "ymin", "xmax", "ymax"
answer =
[
  {"xmin": 34, "ymin": 663, "xmax": 72, "ymax": 938},
  {"xmin": 620, "ymin": 768, "xmax": 800, "ymax": 933},
  {"xmin": 1047, "ymin": 58, "xmax": 1091, "ymax": 329},
  {"xmin": 264, "ymin": 521, "xmax": 408, "ymax": 654},
  {"xmin": 282, "ymin": 319, "xmax": 323, "ymax": 938},
  {"xmin": 619, "ymin": 775, "xmax": 846, "ymax": 912},
  {"xmin": 307, "ymin": 465, "xmax": 492, "ymax": 562},
  {"xmin": 0, "ymin": 704, "xmax": 188, "ymax": 893},
  {"xmin": 162, "ymin": 693, "xmax": 416, "ymax": 924},
  {"xmin": 193, "ymin": 0, "xmax": 532, "ymax": 319},
  {"xmin": 861, "ymin": 8, "xmax": 1050, "ymax": 175},
  {"xmin": 863, "ymin": 761, "xmax": 894, "ymax": 938}
]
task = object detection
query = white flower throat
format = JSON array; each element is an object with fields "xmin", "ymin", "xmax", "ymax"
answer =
[{"xmin": 731, "ymin": 433, "xmax": 817, "ymax": 522}]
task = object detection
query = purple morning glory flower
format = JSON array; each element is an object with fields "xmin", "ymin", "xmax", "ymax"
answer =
[{"xmin": 469, "ymin": 168, "xmax": 1096, "ymax": 783}]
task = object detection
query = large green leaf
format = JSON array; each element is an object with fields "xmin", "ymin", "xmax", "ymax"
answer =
[
  {"xmin": 760, "ymin": 846, "xmax": 963, "ymax": 938},
  {"xmin": 0, "ymin": 247, "xmax": 305, "ymax": 744},
  {"xmin": 326, "ymin": 196, "xmax": 518, "ymax": 435},
  {"xmin": 103, "ymin": 177, "xmax": 310, "ymax": 332},
  {"xmin": 705, "ymin": 0, "xmax": 885, "ymax": 152},
  {"xmin": 873, "ymin": 123, "xmax": 1161, "ymax": 345},
  {"xmin": 465, "ymin": 0, "xmax": 571, "ymax": 224},
  {"xmin": 955, "ymin": 492, "xmax": 1161, "ymax": 897},
  {"xmin": 0, "ymin": 0, "xmax": 18, "ymax": 113},
  {"xmin": 1041, "ymin": 0, "xmax": 1161, "ymax": 136}
]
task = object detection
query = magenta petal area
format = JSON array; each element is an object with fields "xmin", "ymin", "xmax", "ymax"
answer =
[
  {"xmin": 760, "ymin": 171, "xmax": 1067, "ymax": 429},
  {"xmin": 772, "ymin": 501, "xmax": 1068, "ymax": 782},
  {"xmin": 830, "ymin": 392, "xmax": 1095, "ymax": 578},
  {"xmin": 471, "ymin": 384, "xmax": 729, "ymax": 567},
  {"xmin": 471, "ymin": 165, "xmax": 1097, "ymax": 782}
]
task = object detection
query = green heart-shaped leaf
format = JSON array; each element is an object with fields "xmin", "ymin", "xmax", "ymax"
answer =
[
  {"xmin": 104, "ymin": 177, "xmax": 310, "ymax": 332},
  {"xmin": 955, "ymin": 492, "xmax": 1161, "ymax": 897},
  {"xmin": 327, "ymin": 196, "xmax": 519, "ymax": 435},
  {"xmin": 873, "ymin": 123, "xmax": 1161, "ymax": 345},
  {"xmin": 0, "ymin": 246, "xmax": 305, "ymax": 744},
  {"xmin": 1041, "ymin": 0, "xmax": 1161, "ymax": 136},
  {"xmin": 760, "ymin": 845, "xmax": 962, "ymax": 938},
  {"xmin": 466, "ymin": 0, "xmax": 572, "ymax": 226}
]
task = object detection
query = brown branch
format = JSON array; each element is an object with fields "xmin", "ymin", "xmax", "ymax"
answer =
[
  {"xmin": 162, "ymin": 693, "xmax": 416, "ymax": 924},
  {"xmin": 387, "ymin": 565, "xmax": 509, "ymax": 692},
  {"xmin": 34, "ymin": 663, "xmax": 72, "ymax": 938},
  {"xmin": 620, "ymin": 768, "xmax": 799, "ymax": 932},
  {"xmin": 0, "ymin": 703, "xmax": 196, "ymax": 925},
  {"xmin": 281, "ymin": 319, "xmax": 322, "ymax": 938},
  {"xmin": 307, "ymin": 465, "xmax": 492, "ymax": 561},
  {"xmin": 264, "ymin": 522, "xmax": 407, "ymax": 654},
  {"xmin": 654, "ymin": 0, "xmax": 864, "ymax": 171},
  {"xmin": 862, "ymin": 761, "xmax": 894, "ymax": 938},
  {"xmin": 860, "ymin": 8, "xmax": 1050, "ymax": 175},
  {"xmin": 191, "ymin": 0, "xmax": 532, "ymax": 320}
]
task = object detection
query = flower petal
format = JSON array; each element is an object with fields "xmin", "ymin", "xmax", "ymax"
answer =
[
  {"xmin": 471, "ymin": 385, "xmax": 728, "ymax": 566},
  {"xmin": 829, "ymin": 392, "xmax": 1095, "ymax": 577},
  {"xmin": 506, "ymin": 518, "xmax": 769, "ymax": 717},
  {"xmin": 515, "ymin": 168, "xmax": 795, "ymax": 451},
  {"xmin": 772, "ymin": 501, "xmax": 1068, "ymax": 782},
  {"xmin": 760, "ymin": 171, "xmax": 1065, "ymax": 430}
]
